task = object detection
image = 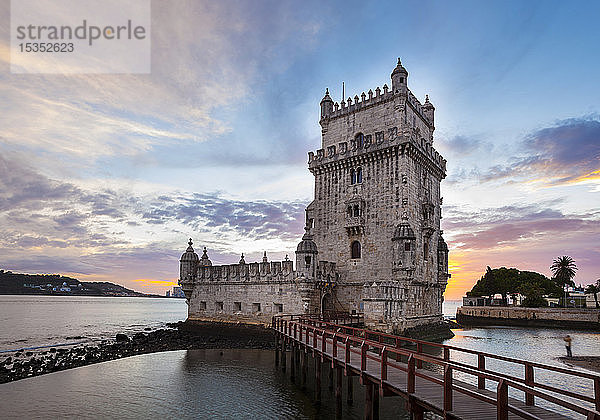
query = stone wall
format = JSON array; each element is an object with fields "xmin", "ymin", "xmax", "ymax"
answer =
[{"xmin": 457, "ymin": 306, "xmax": 600, "ymax": 330}]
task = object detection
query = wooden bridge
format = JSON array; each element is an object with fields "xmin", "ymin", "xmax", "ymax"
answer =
[{"xmin": 272, "ymin": 314, "xmax": 600, "ymax": 420}]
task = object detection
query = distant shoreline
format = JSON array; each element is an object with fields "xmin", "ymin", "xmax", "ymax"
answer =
[{"xmin": 0, "ymin": 292, "xmax": 177, "ymax": 298}]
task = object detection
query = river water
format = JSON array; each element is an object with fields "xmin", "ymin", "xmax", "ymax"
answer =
[{"xmin": 1, "ymin": 296, "xmax": 598, "ymax": 418}]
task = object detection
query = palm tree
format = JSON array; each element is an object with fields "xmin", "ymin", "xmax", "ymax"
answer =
[
  {"xmin": 550, "ymin": 256, "xmax": 577, "ymax": 307},
  {"xmin": 585, "ymin": 280, "xmax": 600, "ymax": 308}
]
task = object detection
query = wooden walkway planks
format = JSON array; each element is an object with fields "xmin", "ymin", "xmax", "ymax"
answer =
[{"xmin": 293, "ymin": 329, "xmax": 573, "ymax": 420}]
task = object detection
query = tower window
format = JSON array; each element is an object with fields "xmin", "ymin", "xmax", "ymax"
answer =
[
  {"xmin": 347, "ymin": 206, "xmax": 353, "ymax": 216},
  {"xmin": 355, "ymin": 133, "xmax": 364, "ymax": 149},
  {"xmin": 351, "ymin": 168, "xmax": 363, "ymax": 184},
  {"xmin": 353, "ymin": 205, "xmax": 360, "ymax": 217},
  {"xmin": 305, "ymin": 256, "xmax": 312, "ymax": 266},
  {"xmin": 351, "ymin": 241, "xmax": 361, "ymax": 259},
  {"xmin": 423, "ymin": 241, "xmax": 429, "ymax": 260},
  {"xmin": 400, "ymin": 77, "xmax": 404, "ymax": 83},
  {"xmin": 404, "ymin": 242, "xmax": 411, "ymax": 251}
]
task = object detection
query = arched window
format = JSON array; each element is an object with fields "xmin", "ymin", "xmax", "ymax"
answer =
[
  {"xmin": 356, "ymin": 167, "xmax": 363, "ymax": 183},
  {"xmin": 355, "ymin": 133, "xmax": 364, "ymax": 149},
  {"xmin": 353, "ymin": 205, "xmax": 360, "ymax": 217},
  {"xmin": 351, "ymin": 169, "xmax": 356, "ymax": 185},
  {"xmin": 347, "ymin": 206, "xmax": 353, "ymax": 216},
  {"xmin": 351, "ymin": 241, "xmax": 361, "ymax": 259},
  {"xmin": 423, "ymin": 241, "xmax": 429, "ymax": 260}
]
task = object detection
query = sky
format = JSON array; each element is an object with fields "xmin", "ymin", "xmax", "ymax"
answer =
[{"xmin": 0, "ymin": 0, "xmax": 599, "ymax": 299}]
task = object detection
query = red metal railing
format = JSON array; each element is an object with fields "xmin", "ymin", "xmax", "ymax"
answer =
[{"xmin": 272, "ymin": 315, "xmax": 600, "ymax": 420}]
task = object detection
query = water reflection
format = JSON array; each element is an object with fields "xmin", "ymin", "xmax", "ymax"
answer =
[{"xmin": 1, "ymin": 349, "xmax": 413, "ymax": 419}]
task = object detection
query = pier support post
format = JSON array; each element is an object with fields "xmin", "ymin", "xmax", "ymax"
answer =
[
  {"xmin": 329, "ymin": 364, "xmax": 334, "ymax": 390},
  {"xmin": 373, "ymin": 384, "xmax": 379, "ymax": 420},
  {"xmin": 282, "ymin": 339, "xmax": 286, "ymax": 372},
  {"xmin": 335, "ymin": 366, "xmax": 343, "ymax": 418},
  {"xmin": 365, "ymin": 382, "xmax": 374, "ymax": 420},
  {"xmin": 296, "ymin": 345, "xmax": 300, "ymax": 374},
  {"xmin": 347, "ymin": 375, "xmax": 354, "ymax": 405},
  {"xmin": 275, "ymin": 335, "xmax": 279, "ymax": 366},
  {"xmin": 290, "ymin": 343, "xmax": 296, "ymax": 383},
  {"xmin": 302, "ymin": 350, "xmax": 308, "ymax": 389},
  {"xmin": 315, "ymin": 356, "xmax": 322, "ymax": 403}
]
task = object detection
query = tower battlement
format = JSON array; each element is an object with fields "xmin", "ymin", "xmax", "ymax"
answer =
[
  {"xmin": 308, "ymin": 126, "xmax": 447, "ymax": 174},
  {"xmin": 322, "ymin": 85, "xmax": 433, "ymax": 129}
]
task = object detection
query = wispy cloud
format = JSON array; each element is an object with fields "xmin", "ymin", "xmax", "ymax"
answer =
[{"xmin": 479, "ymin": 117, "xmax": 600, "ymax": 185}]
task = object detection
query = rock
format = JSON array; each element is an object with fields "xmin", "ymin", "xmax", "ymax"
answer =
[{"xmin": 115, "ymin": 333, "xmax": 129, "ymax": 342}]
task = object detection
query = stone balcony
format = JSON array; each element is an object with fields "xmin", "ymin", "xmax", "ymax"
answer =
[{"xmin": 345, "ymin": 216, "xmax": 364, "ymax": 235}]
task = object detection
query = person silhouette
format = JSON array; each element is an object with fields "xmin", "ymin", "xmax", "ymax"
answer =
[{"xmin": 564, "ymin": 335, "xmax": 573, "ymax": 357}]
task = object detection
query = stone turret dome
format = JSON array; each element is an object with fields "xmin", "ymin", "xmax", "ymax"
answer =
[
  {"xmin": 180, "ymin": 238, "xmax": 199, "ymax": 261},
  {"xmin": 199, "ymin": 246, "xmax": 212, "ymax": 266},
  {"xmin": 391, "ymin": 58, "xmax": 408, "ymax": 77},
  {"xmin": 320, "ymin": 88, "xmax": 333, "ymax": 104},
  {"xmin": 423, "ymin": 94, "xmax": 434, "ymax": 109},
  {"xmin": 392, "ymin": 223, "xmax": 416, "ymax": 240},
  {"xmin": 296, "ymin": 227, "xmax": 318, "ymax": 253}
]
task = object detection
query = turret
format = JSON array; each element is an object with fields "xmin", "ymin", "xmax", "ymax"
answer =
[
  {"xmin": 180, "ymin": 238, "xmax": 199, "ymax": 281},
  {"xmin": 320, "ymin": 88, "xmax": 334, "ymax": 120},
  {"xmin": 423, "ymin": 95, "xmax": 435, "ymax": 127},
  {"xmin": 179, "ymin": 238, "xmax": 199, "ymax": 300},
  {"xmin": 392, "ymin": 223, "xmax": 416, "ymax": 272},
  {"xmin": 391, "ymin": 58, "xmax": 408, "ymax": 95},
  {"xmin": 296, "ymin": 226, "xmax": 318, "ymax": 279},
  {"xmin": 437, "ymin": 233, "xmax": 449, "ymax": 281},
  {"xmin": 199, "ymin": 246, "xmax": 212, "ymax": 267}
]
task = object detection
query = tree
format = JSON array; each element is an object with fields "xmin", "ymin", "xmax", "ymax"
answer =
[
  {"xmin": 550, "ymin": 256, "xmax": 577, "ymax": 307},
  {"xmin": 520, "ymin": 283, "xmax": 548, "ymax": 308},
  {"xmin": 585, "ymin": 280, "xmax": 600, "ymax": 308}
]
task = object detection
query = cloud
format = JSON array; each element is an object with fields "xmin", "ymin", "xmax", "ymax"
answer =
[
  {"xmin": 437, "ymin": 134, "xmax": 486, "ymax": 156},
  {"xmin": 0, "ymin": 0, "xmax": 324, "ymax": 174},
  {"xmin": 443, "ymin": 203, "xmax": 599, "ymax": 250},
  {"xmin": 442, "ymin": 203, "xmax": 600, "ymax": 299},
  {"xmin": 0, "ymin": 155, "xmax": 307, "ymax": 289},
  {"xmin": 479, "ymin": 117, "xmax": 600, "ymax": 185}
]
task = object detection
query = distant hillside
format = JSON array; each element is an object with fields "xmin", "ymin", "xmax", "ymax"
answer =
[{"xmin": 0, "ymin": 270, "xmax": 160, "ymax": 297}]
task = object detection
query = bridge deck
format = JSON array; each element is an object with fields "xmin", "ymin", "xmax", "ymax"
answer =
[{"xmin": 307, "ymin": 331, "xmax": 569, "ymax": 420}]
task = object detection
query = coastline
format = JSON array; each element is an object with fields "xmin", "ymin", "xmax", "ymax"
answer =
[{"xmin": 0, "ymin": 321, "xmax": 275, "ymax": 384}]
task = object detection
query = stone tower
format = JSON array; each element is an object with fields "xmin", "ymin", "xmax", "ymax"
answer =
[{"xmin": 305, "ymin": 58, "xmax": 450, "ymax": 332}]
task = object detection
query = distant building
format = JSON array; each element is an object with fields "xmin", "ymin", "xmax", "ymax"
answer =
[{"xmin": 172, "ymin": 286, "xmax": 185, "ymax": 298}]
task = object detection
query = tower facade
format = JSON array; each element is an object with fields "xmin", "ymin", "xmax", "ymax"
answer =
[{"xmin": 305, "ymin": 59, "xmax": 449, "ymax": 331}]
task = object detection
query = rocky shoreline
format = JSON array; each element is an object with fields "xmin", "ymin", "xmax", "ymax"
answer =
[{"xmin": 0, "ymin": 321, "xmax": 275, "ymax": 384}]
